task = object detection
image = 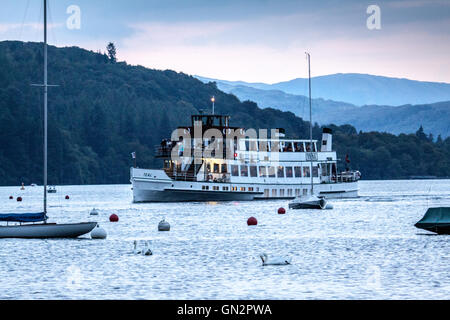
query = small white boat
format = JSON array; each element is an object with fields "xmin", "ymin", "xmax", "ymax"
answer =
[
  {"xmin": 289, "ymin": 194, "xmax": 327, "ymax": 210},
  {"xmin": 0, "ymin": 221, "xmax": 97, "ymax": 239},
  {"xmin": 289, "ymin": 53, "xmax": 330, "ymax": 211}
]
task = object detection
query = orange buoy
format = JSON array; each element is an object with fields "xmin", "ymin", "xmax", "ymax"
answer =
[
  {"xmin": 247, "ymin": 217, "xmax": 258, "ymax": 226},
  {"xmin": 278, "ymin": 207, "xmax": 286, "ymax": 214},
  {"xmin": 17, "ymin": 197, "xmax": 23, "ymax": 202},
  {"xmin": 109, "ymin": 214, "xmax": 119, "ymax": 222},
  {"xmin": 65, "ymin": 195, "xmax": 70, "ymax": 200}
]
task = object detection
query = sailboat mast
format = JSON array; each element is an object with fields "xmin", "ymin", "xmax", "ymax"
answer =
[
  {"xmin": 306, "ymin": 52, "xmax": 313, "ymax": 194},
  {"xmin": 43, "ymin": 0, "xmax": 48, "ymax": 215}
]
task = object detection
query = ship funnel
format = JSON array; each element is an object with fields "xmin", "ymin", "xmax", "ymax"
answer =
[{"xmin": 321, "ymin": 128, "xmax": 332, "ymax": 152}]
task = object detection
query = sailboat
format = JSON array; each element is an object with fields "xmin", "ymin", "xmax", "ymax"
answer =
[
  {"xmin": 289, "ymin": 53, "xmax": 328, "ymax": 210},
  {"xmin": 0, "ymin": 0, "xmax": 97, "ymax": 238}
]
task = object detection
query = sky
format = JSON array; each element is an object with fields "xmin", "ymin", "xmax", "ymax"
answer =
[{"xmin": 0, "ymin": 0, "xmax": 449, "ymax": 83}]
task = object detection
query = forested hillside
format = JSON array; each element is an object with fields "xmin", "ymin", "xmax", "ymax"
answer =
[{"xmin": 0, "ymin": 41, "xmax": 449, "ymax": 185}]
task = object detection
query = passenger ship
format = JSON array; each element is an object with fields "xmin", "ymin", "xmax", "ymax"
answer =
[{"xmin": 130, "ymin": 114, "xmax": 360, "ymax": 202}]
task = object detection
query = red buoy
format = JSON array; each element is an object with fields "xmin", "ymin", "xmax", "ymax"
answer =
[
  {"xmin": 65, "ymin": 195, "xmax": 70, "ymax": 200},
  {"xmin": 17, "ymin": 197, "xmax": 23, "ymax": 202},
  {"xmin": 109, "ymin": 214, "xmax": 119, "ymax": 222},
  {"xmin": 9, "ymin": 196, "xmax": 13, "ymax": 200},
  {"xmin": 247, "ymin": 217, "xmax": 258, "ymax": 226},
  {"xmin": 278, "ymin": 207, "xmax": 286, "ymax": 215}
]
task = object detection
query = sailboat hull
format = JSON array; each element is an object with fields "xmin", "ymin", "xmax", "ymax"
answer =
[{"xmin": 0, "ymin": 222, "xmax": 97, "ymax": 239}]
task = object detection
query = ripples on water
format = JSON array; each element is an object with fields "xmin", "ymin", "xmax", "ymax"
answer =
[{"xmin": 0, "ymin": 180, "xmax": 449, "ymax": 300}]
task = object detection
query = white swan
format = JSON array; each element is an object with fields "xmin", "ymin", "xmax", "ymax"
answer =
[
  {"xmin": 142, "ymin": 241, "xmax": 152, "ymax": 256},
  {"xmin": 133, "ymin": 240, "xmax": 153, "ymax": 256},
  {"xmin": 260, "ymin": 253, "xmax": 291, "ymax": 266}
]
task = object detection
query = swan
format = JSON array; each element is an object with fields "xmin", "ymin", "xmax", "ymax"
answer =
[
  {"xmin": 133, "ymin": 240, "xmax": 142, "ymax": 254},
  {"xmin": 260, "ymin": 253, "xmax": 291, "ymax": 266},
  {"xmin": 142, "ymin": 241, "xmax": 153, "ymax": 256},
  {"xmin": 133, "ymin": 240, "xmax": 153, "ymax": 256}
]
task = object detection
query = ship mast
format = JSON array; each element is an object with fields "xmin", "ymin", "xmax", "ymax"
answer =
[{"xmin": 305, "ymin": 52, "xmax": 314, "ymax": 195}]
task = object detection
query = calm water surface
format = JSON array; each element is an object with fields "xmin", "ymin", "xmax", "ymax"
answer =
[{"xmin": 0, "ymin": 180, "xmax": 449, "ymax": 300}]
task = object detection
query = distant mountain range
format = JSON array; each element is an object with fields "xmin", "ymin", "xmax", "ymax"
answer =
[
  {"xmin": 196, "ymin": 75, "xmax": 450, "ymax": 138},
  {"xmin": 196, "ymin": 74, "xmax": 450, "ymax": 106}
]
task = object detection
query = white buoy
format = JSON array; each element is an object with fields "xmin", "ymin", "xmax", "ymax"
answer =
[
  {"xmin": 158, "ymin": 219, "xmax": 170, "ymax": 231},
  {"xmin": 90, "ymin": 208, "xmax": 99, "ymax": 216},
  {"xmin": 91, "ymin": 224, "xmax": 107, "ymax": 239}
]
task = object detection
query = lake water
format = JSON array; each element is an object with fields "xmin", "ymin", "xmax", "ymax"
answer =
[{"xmin": 0, "ymin": 180, "xmax": 449, "ymax": 300}]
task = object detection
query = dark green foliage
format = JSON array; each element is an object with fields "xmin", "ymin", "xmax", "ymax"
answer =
[
  {"xmin": 0, "ymin": 41, "xmax": 449, "ymax": 185},
  {"xmin": 106, "ymin": 42, "xmax": 117, "ymax": 63}
]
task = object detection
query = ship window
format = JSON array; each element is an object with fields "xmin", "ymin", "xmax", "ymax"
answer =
[
  {"xmin": 248, "ymin": 187, "xmax": 254, "ymax": 192},
  {"xmin": 312, "ymin": 166, "xmax": 319, "ymax": 177},
  {"xmin": 268, "ymin": 166, "xmax": 276, "ymax": 178},
  {"xmin": 303, "ymin": 166, "xmax": 311, "ymax": 177},
  {"xmin": 231, "ymin": 165, "xmax": 239, "ymax": 177},
  {"xmin": 213, "ymin": 186, "xmax": 219, "ymax": 191},
  {"xmin": 264, "ymin": 189, "xmax": 269, "ymax": 197},
  {"xmin": 283, "ymin": 142, "xmax": 293, "ymax": 152},
  {"xmin": 213, "ymin": 163, "xmax": 220, "ymax": 173},
  {"xmin": 294, "ymin": 142, "xmax": 305, "ymax": 152},
  {"xmin": 202, "ymin": 185, "xmax": 209, "ymax": 190},
  {"xmin": 305, "ymin": 142, "xmax": 312, "ymax": 152},
  {"xmin": 240, "ymin": 187, "xmax": 246, "ymax": 192},
  {"xmin": 272, "ymin": 189, "xmax": 277, "ymax": 197},
  {"xmin": 287, "ymin": 189, "xmax": 293, "ymax": 196},
  {"xmin": 259, "ymin": 166, "xmax": 267, "ymax": 177},
  {"xmin": 232, "ymin": 186, "xmax": 238, "ymax": 191},
  {"xmin": 294, "ymin": 166, "xmax": 302, "ymax": 178},
  {"xmin": 277, "ymin": 166, "xmax": 285, "ymax": 178},
  {"xmin": 322, "ymin": 164, "xmax": 327, "ymax": 176},
  {"xmin": 221, "ymin": 164, "xmax": 227, "ymax": 173},
  {"xmin": 250, "ymin": 166, "xmax": 258, "ymax": 177},
  {"xmin": 240, "ymin": 165, "xmax": 249, "ymax": 177},
  {"xmin": 303, "ymin": 189, "xmax": 308, "ymax": 195},
  {"xmin": 286, "ymin": 167, "xmax": 293, "ymax": 178},
  {"xmin": 313, "ymin": 143, "xmax": 317, "ymax": 152},
  {"xmin": 280, "ymin": 189, "xmax": 285, "ymax": 197},
  {"xmin": 249, "ymin": 140, "xmax": 258, "ymax": 152},
  {"xmin": 271, "ymin": 141, "xmax": 281, "ymax": 153},
  {"xmin": 223, "ymin": 186, "xmax": 229, "ymax": 191},
  {"xmin": 295, "ymin": 189, "xmax": 301, "ymax": 196}
]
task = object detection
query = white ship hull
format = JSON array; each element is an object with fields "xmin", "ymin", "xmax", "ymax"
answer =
[{"xmin": 131, "ymin": 168, "xmax": 358, "ymax": 203}]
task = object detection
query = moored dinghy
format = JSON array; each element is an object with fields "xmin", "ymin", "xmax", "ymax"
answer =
[
  {"xmin": 289, "ymin": 52, "xmax": 330, "ymax": 211},
  {"xmin": 289, "ymin": 194, "xmax": 327, "ymax": 210},
  {"xmin": 415, "ymin": 207, "xmax": 450, "ymax": 235}
]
